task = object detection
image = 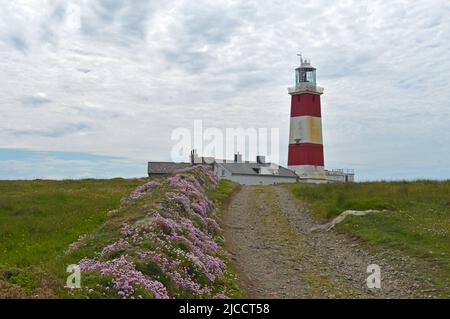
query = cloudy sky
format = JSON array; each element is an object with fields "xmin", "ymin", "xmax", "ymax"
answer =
[{"xmin": 0, "ymin": 0, "xmax": 449, "ymax": 180}]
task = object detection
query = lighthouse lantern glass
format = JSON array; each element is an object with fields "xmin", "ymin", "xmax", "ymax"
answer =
[{"xmin": 296, "ymin": 67, "xmax": 316, "ymax": 85}]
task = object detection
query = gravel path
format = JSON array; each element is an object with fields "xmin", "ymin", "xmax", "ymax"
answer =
[{"xmin": 222, "ymin": 185, "xmax": 433, "ymax": 298}]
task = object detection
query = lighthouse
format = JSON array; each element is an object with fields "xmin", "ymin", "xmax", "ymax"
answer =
[{"xmin": 287, "ymin": 55, "xmax": 327, "ymax": 183}]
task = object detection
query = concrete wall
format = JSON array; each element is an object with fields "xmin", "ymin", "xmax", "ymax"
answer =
[
  {"xmin": 214, "ymin": 166, "xmax": 297, "ymax": 185},
  {"xmin": 326, "ymin": 172, "xmax": 355, "ymax": 183}
]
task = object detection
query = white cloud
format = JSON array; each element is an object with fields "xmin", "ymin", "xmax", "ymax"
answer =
[{"xmin": 0, "ymin": 0, "xmax": 449, "ymax": 180}]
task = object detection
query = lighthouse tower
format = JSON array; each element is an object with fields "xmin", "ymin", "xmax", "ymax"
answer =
[{"xmin": 288, "ymin": 55, "xmax": 327, "ymax": 183}]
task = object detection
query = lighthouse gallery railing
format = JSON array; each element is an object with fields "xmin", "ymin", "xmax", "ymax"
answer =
[{"xmin": 288, "ymin": 83, "xmax": 324, "ymax": 94}]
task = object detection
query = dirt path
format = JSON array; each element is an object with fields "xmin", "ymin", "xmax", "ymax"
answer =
[{"xmin": 222, "ymin": 186, "xmax": 421, "ymax": 298}]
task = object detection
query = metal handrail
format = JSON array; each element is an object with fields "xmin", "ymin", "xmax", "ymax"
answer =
[{"xmin": 326, "ymin": 169, "xmax": 355, "ymax": 175}]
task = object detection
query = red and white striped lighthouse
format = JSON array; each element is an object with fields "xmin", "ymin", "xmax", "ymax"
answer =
[{"xmin": 288, "ymin": 56, "xmax": 327, "ymax": 182}]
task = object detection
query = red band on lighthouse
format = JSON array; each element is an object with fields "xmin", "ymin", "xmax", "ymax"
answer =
[
  {"xmin": 288, "ymin": 143, "xmax": 324, "ymax": 166},
  {"xmin": 290, "ymin": 93, "xmax": 322, "ymax": 117}
]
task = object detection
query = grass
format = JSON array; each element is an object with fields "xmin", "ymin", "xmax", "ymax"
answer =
[
  {"xmin": 0, "ymin": 178, "xmax": 143, "ymax": 297},
  {"xmin": 285, "ymin": 180, "xmax": 450, "ymax": 295},
  {"xmin": 207, "ymin": 179, "xmax": 239, "ymax": 211},
  {"xmin": 57, "ymin": 178, "xmax": 175, "ymax": 298},
  {"xmin": 209, "ymin": 179, "xmax": 244, "ymax": 298},
  {"xmin": 0, "ymin": 176, "xmax": 243, "ymax": 298},
  {"xmin": 59, "ymin": 175, "xmax": 243, "ymax": 299}
]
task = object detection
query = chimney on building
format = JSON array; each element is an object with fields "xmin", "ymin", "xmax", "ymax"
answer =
[
  {"xmin": 256, "ymin": 155, "xmax": 266, "ymax": 164},
  {"xmin": 234, "ymin": 153, "xmax": 242, "ymax": 163},
  {"xmin": 190, "ymin": 149, "xmax": 199, "ymax": 164}
]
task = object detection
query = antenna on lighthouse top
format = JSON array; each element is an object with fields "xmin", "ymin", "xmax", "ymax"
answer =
[
  {"xmin": 297, "ymin": 53, "xmax": 303, "ymax": 66},
  {"xmin": 297, "ymin": 53, "xmax": 312, "ymax": 67}
]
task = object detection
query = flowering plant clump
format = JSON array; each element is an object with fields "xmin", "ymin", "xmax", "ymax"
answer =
[
  {"xmin": 65, "ymin": 234, "xmax": 87, "ymax": 255},
  {"xmin": 68, "ymin": 166, "xmax": 232, "ymax": 299},
  {"xmin": 79, "ymin": 255, "xmax": 169, "ymax": 299},
  {"xmin": 129, "ymin": 180, "xmax": 161, "ymax": 200},
  {"xmin": 100, "ymin": 239, "xmax": 129, "ymax": 256}
]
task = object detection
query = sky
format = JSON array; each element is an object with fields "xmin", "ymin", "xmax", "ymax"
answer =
[{"xmin": 0, "ymin": 0, "xmax": 449, "ymax": 181}]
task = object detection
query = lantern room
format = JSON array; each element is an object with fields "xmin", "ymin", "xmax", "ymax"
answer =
[{"xmin": 295, "ymin": 57, "xmax": 316, "ymax": 85}]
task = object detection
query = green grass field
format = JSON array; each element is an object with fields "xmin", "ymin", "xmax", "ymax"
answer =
[
  {"xmin": 0, "ymin": 177, "xmax": 241, "ymax": 298},
  {"xmin": 1, "ymin": 177, "xmax": 448, "ymax": 297},
  {"xmin": 0, "ymin": 178, "xmax": 143, "ymax": 297},
  {"xmin": 285, "ymin": 180, "xmax": 450, "ymax": 295}
]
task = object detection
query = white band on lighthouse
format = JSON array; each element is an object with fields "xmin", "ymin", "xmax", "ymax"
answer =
[
  {"xmin": 289, "ymin": 165, "xmax": 327, "ymax": 181},
  {"xmin": 289, "ymin": 116, "xmax": 323, "ymax": 145}
]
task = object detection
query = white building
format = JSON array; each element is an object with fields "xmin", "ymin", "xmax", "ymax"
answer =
[{"xmin": 213, "ymin": 154, "xmax": 298, "ymax": 186}]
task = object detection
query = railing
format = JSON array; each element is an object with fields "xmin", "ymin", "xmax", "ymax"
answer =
[
  {"xmin": 288, "ymin": 83, "xmax": 324, "ymax": 94},
  {"xmin": 326, "ymin": 169, "xmax": 355, "ymax": 176}
]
